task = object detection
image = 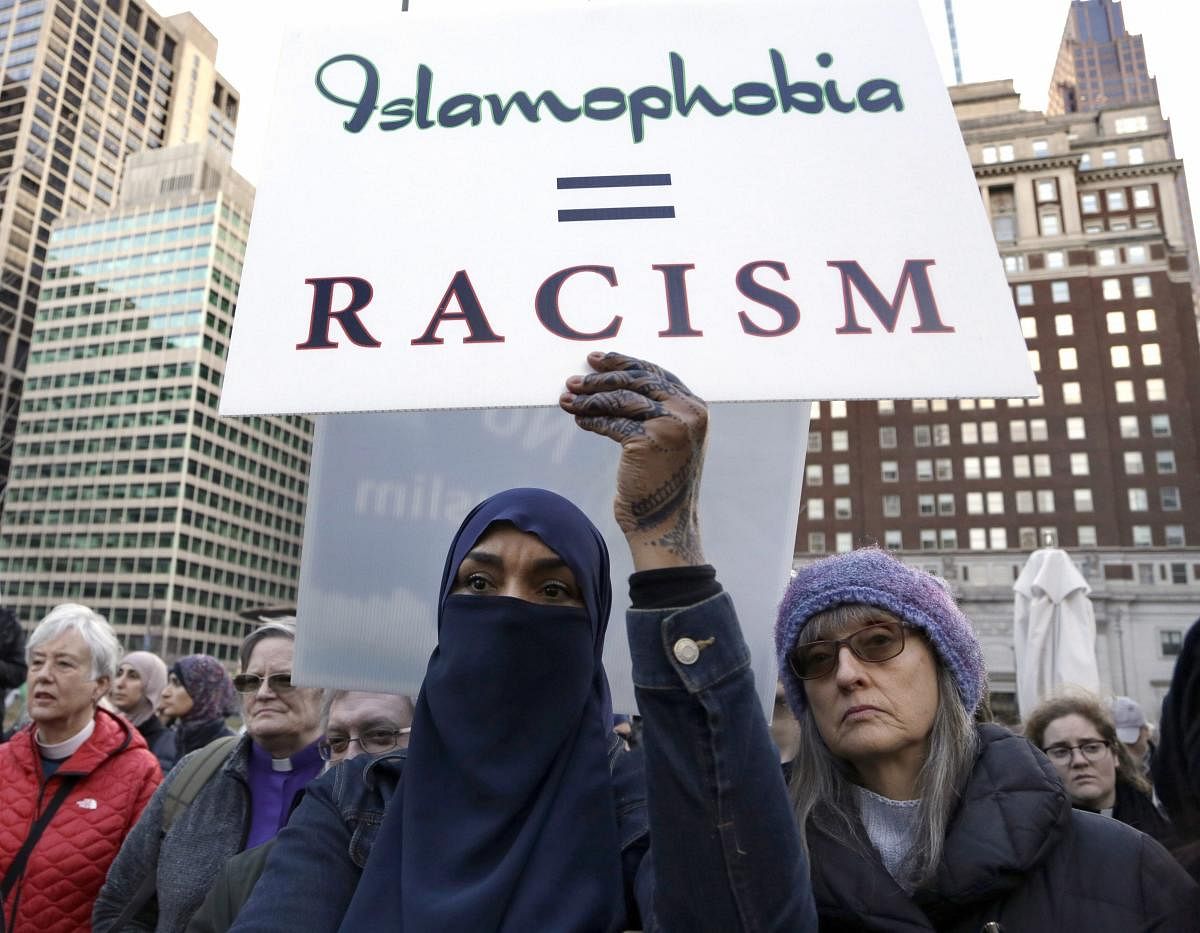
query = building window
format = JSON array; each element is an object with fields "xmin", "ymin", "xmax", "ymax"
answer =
[
  {"xmin": 834, "ymin": 497, "xmax": 852, "ymax": 519},
  {"xmin": 1162, "ymin": 631, "xmax": 1185, "ymax": 657},
  {"xmin": 1106, "ymin": 311, "xmax": 1127, "ymax": 333},
  {"xmin": 1051, "ymin": 281, "xmax": 1070, "ymax": 303},
  {"xmin": 832, "ymin": 464, "xmax": 850, "ymax": 485},
  {"xmin": 963, "ymin": 457, "xmax": 981, "ymax": 479},
  {"xmin": 810, "ymin": 401, "xmax": 821, "ymax": 420},
  {"xmin": 1004, "ymin": 254, "xmax": 1026, "ymax": 273},
  {"xmin": 1012, "ymin": 455, "xmax": 1031, "ymax": 478},
  {"xmin": 1164, "ymin": 525, "xmax": 1186, "ymax": 547},
  {"xmin": 916, "ymin": 459, "xmax": 934, "ymax": 481},
  {"xmin": 1101, "ymin": 278, "xmax": 1121, "ymax": 300},
  {"xmin": 1062, "ymin": 382, "xmax": 1082, "ymax": 405},
  {"xmin": 1074, "ymin": 489, "xmax": 1094, "ymax": 512},
  {"xmin": 1053, "ymin": 314, "xmax": 1074, "ymax": 337},
  {"xmin": 1015, "ymin": 284, "xmax": 1034, "ymax": 306},
  {"xmin": 1040, "ymin": 211, "xmax": 1062, "ymax": 236},
  {"xmin": 966, "ymin": 492, "xmax": 984, "ymax": 515},
  {"xmin": 918, "ymin": 494, "xmax": 936, "ymax": 516},
  {"xmin": 1132, "ymin": 525, "xmax": 1153, "ymax": 547},
  {"xmin": 807, "ymin": 498, "xmax": 825, "ymax": 520},
  {"xmin": 1132, "ymin": 186, "xmax": 1154, "ymax": 208},
  {"xmin": 1106, "ymin": 189, "xmax": 1126, "ymax": 210},
  {"xmin": 985, "ymin": 491, "xmax": 1004, "ymax": 514},
  {"xmin": 1156, "ymin": 450, "xmax": 1176, "ymax": 474},
  {"xmin": 1110, "ymin": 346, "xmax": 1131, "ymax": 368},
  {"xmin": 1037, "ymin": 489, "xmax": 1056, "ymax": 512},
  {"xmin": 1151, "ymin": 414, "xmax": 1172, "ymax": 437},
  {"xmin": 1016, "ymin": 490, "xmax": 1035, "ymax": 513},
  {"xmin": 877, "ymin": 399, "xmax": 895, "ymax": 415},
  {"xmin": 805, "ymin": 464, "xmax": 823, "ymax": 486},
  {"xmin": 912, "ymin": 399, "xmax": 930, "ymax": 413},
  {"xmin": 1019, "ymin": 317, "xmax": 1037, "ymax": 339},
  {"xmin": 1101, "ymin": 149, "xmax": 1118, "ymax": 167},
  {"xmin": 1127, "ymin": 145, "xmax": 1145, "ymax": 165},
  {"xmin": 835, "ymin": 533, "xmax": 853, "ymax": 553},
  {"xmin": 934, "ymin": 424, "xmax": 952, "ymax": 446},
  {"xmin": 831, "ymin": 430, "xmax": 849, "ymax": 451},
  {"xmin": 1033, "ymin": 455, "xmax": 1052, "ymax": 477},
  {"xmin": 914, "ymin": 425, "xmax": 931, "ymax": 446},
  {"xmin": 920, "ymin": 529, "xmax": 938, "ymax": 551},
  {"xmin": 937, "ymin": 493, "xmax": 955, "ymax": 515},
  {"xmin": 1029, "ymin": 419, "xmax": 1049, "ymax": 442},
  {"xmin": 969, "ymin": 528, "xmax": 987, "ymax": 550},
  {"xmin": 1080, "ymin": 192, "xmax": 1099, "ymax": 213},
  {"xmin": 984, "ymin": 456, "xmax": 1002, "ymax": 479},
  {"xmin": 882, "ymin": 495, "xmax": 901, "ymax": 517},
  {"xmin": 829, "ymin": 400, "xmax": 847, "ymax": 418},
  {"xmin": 1115, "ymin": 380, "xmax": 1135, "ymax": 403},
  {"xmin": 1079, "ymin": 152, "xmax": 1092, "ymax": 169},
  {"xmin": 1161, "ymin": 487, "xmax": 1181, "ymax": 511},
  {"xmin": 881, "ymin": 460, "xmax": 899, "ymax": 482},
  {"xmin": 939, "ymin": 529, "xmax": 958, "ymax": 549},
  {"xmin": 1036, "ymin": 178, "xmax": 1058, "ymax": 202},
  {"xmin": 1114, "ymin": 116, "xmax": 1148, "ymax": 134},
  {"xmin": 1128, "ymin": 489, "xmax": 1149, "ymax": 511},
  {"xmin": 961, "ymin": 423, "xmax": 979, "ymax": 445},
  {"xmin": 1119, "ymin": 416, "xmax": 1139, "ymax": 438},
  {"xmin": 1124, "ymin": 451, "xmax": 1144, "ymax": 475},
  {"xmin": 879, "ymin": 426, "xmax": 896, "ymax": 448},
  {"xmin": 808, "ymin": 431, "xmax": 822, "ymax": 452},
  {"xmin": 1065, "ymin": 417, "xmax": 1086, "ymax": 440},
  {"xmin": 1146, "ymin": 378, "xmax": 1166, "ymax": 402},
  {"xmin": 1059, "ymin": 348, "xmax": 1078, "ymax": 370},
  {"xmin": 807, "ymin": 532, "xmax": 826, "ymax": 553},
  {"xmin": 1137, "ymin": 308, "xmax": 1157, "ymax": 331},
  {"xmin": 1077, "ymin": 525, "xmax": 1097, "ymax": 547},
  {"xmin": 1132, "ymin": 276, "xmax": 1152, "ymax": 298},
  {"xmin": 1142, "ymin": 344, "xmax": 1161, "ymax": 366},
  {"xmin": 1029, "ymin": 349, "xmax": 1042, "ymax": 372},
  {"xmin": 1010, "ymin": 421, "xmax": 1028, "ymax": 443},
  {"xmin": 1032, "ymin": 139, "xmax": 1049, "ymax": 158},
  {"xmin": 936, "ymin": 459, "xmax": 954, "ymax": 480},
  {"xmin": 989, "ymin": 528, "xmax": 1008, "ymax": 550},
  {"xmin": 1069, "ymin": 452, "xmax": 1089, "ymax": 475},
  {"xmin": 1097, "ymin": 247, "xmax": 1118, "ymax": 267},
  {"xmin": 1126, "ymin": 245, "xmax": 1147, "ymax": 264},
  {"xmin": 884, "ymin": 530, "xmax": 903, "ymax": 550}
]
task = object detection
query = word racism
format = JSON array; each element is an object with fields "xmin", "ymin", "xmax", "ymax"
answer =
[
  {"xmin": 315, "ymin": 50, "xmax": 904, "ymax": 144},
  {"xmin": 295, "ymin": 259, "xmax": 954, "ymax": 352}
]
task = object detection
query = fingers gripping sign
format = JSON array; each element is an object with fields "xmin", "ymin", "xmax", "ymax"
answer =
[{"xmin": 560, "ymin": 351, "xmax": 708, "ymax": 570}]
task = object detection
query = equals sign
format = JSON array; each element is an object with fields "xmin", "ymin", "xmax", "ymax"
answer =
[{"xmin": 556, "ymin": 174, "xmax": 675, "ymax": 222}]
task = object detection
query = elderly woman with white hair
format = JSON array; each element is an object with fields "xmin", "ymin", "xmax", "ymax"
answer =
[
  {"xmin": 0, "ymin": 604, "xmax": 162, "ymax": 933},
  {"xmin": 94, "ymin": 621, "xmax": 324, "ymax": 933}
]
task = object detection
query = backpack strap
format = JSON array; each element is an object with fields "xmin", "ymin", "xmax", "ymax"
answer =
[
  {"xmin": 1, "ymin": 774, "xmax": 81, "ymax": 903},
  {"xmin": 162, "ymin": 734, "xmax": 240, "ymax": 833}
]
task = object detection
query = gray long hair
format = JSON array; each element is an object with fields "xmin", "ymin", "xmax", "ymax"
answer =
[{"xmin": 787, "ymin": 605, "xmax": 980, "ymax": 890}]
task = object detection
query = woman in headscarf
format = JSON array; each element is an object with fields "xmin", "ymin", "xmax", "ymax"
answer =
[
  {"xmin": 159, "ymin": 654, "xmax": 238, "ymax": 758},
  {"xmin": 229, "ymin": 352, "xmax": 812, "ymax": 931},
  {"xmin": 1156, "ymin": 616, "xmax": 1200, "ymax": 880},
  {"xmin": 111, "ymin": 650, "xmax": 176, "ymax": 772}
]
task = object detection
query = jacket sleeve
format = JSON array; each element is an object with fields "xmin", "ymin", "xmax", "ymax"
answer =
[
  {"xmin": 1138, "ymin": 831, "xmax": 1200, "ymax": 930},
  {"xmin": 628, "ymin": 591, "xmax": 817, "ymax": 932},
  {"xmin": 0, "ymin": 614, "xmax": 26, "ymax": 690},
  {"xmin": 228, "ymin": 773, "xmax": 361, "ymax": 932},
  {"xmin": 92, "ymin": 758, "xmax": 175, "ymax": 932}
]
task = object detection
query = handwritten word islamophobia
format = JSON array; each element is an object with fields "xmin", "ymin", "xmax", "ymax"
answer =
[{"xmin": 315, "ymin": 51, "xmax": 905, "ymax": 144}]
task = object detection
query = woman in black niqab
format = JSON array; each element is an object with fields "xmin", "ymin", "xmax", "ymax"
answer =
[{"xmin": 339, "ymin": 487, "xmax": 624, "ymax": 932}]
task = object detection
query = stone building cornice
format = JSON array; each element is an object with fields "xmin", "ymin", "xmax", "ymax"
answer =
[
  {"xmin": 1077, "ymin": 159, "xmax": 1184, "ymax": 182},
  {"xmin": 974, "ymin": 155, "xmax": 1081, "ymax": 178}
]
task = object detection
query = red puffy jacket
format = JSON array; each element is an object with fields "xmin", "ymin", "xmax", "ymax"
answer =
[{"xmin": 0, "ymin": 707, "xmax": 161, "ymax": 932}]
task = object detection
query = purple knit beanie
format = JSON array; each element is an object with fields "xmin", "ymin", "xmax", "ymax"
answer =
[{"xmin": 775, "ymin": 548, "xmax": 986, "ymax": 718}]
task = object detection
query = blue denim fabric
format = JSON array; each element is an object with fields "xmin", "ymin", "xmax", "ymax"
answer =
[{"xmin": 629, "ymin": 591, "xmax": 816, "ymax": 932}]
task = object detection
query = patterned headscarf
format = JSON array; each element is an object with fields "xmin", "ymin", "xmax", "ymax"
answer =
[{"xmin": 171, "ymin": 654, "xmax": 238, "ymax": 723}]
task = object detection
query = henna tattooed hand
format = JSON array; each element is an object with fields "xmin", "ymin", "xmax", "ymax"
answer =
[{"xmin": 559, "ymin": 351, "xmax": 708, "ymax": 569}]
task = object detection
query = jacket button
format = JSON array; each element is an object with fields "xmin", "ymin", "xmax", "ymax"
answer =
[{"xmin": 673, "ymin": 638, "xmax": 700, "ymax": 665}]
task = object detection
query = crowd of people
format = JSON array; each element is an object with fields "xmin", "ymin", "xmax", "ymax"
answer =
[{"xmin": 0, "ymin": 351, "xmax": 1197, "ymax": 931}]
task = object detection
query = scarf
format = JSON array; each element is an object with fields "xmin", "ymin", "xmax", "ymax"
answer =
[{"xmin": 119, "ymin": 650, "xmax": 168, "ymax": 727}]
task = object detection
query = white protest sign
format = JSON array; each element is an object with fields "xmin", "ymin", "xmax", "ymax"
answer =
[
  {"xmin": 292, "ymin": 401, "xmax": 809, "ymax": 715},
  {"xmin": 219, "ymin": 0, "xmax": 1036, "ymax": 417}
]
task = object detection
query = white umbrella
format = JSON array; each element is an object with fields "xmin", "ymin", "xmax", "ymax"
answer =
[{"xmin": 1012, "ymin": 548, "xmax": 1101, "ymax": 719}]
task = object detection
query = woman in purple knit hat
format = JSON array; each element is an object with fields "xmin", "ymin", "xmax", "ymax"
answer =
[{"xmin": 775, "ymin": 547, "xmax": 1197, "ymax": 931}]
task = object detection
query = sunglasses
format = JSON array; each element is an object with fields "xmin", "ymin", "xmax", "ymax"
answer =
[
  {"xmin": 788, "ymin": 621, "xmax": 906, "ymax": 680},
  {"xmin": 232, "ymin": 672, "xmax": 295, "ymax": 694}
]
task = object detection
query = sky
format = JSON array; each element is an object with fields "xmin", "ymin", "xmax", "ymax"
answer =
[{"xmin": 154, "ymin": 0, "xmax": 1196, "ymax": 229}]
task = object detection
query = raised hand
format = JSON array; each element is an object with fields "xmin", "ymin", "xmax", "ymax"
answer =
[{"xmin": 559, "ymin": 351, "xmax": 708, "ymax": 569}]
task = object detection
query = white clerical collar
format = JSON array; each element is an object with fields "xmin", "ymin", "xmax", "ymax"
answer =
[
  {"xmin": 36, "ymin": 718, "xmax": 96, "ymax": 760},
  {"xmin": 271, "ymin": 756, "xmax": 294, "ymax": 773}
]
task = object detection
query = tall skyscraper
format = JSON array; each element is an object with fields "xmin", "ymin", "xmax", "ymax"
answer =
[
  {"xmin": 0, "ymin": 0, "xmax": 237, "ymax": 492},
  {"xmin": 793, "ymin": 81, "xmax": 1200, "ymax": 720},
  {"xmin": 0, "ymin": 142, "xmax": 311, "ymax": 663},
  {"xmin": 1047, "ymin": 0, "xmax": 1158, "ymax": 115}
]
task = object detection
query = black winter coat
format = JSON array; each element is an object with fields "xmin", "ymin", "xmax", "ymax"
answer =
[{"xmin": 807, "ymin": 724, "xmax": 1199, "ymax": 932}]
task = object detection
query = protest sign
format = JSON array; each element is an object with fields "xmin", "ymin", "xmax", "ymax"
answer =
[
  {"xmin": 220, "ymin": 0, "xmax": 1036, "ymax": 417},
  {"xmin": 292, "ymin": 401, "xmax": 808, "ymax": 715}
]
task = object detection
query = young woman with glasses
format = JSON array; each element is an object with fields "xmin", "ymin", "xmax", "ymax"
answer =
[{"xmin": 775, "ymin": 547, "xmax": 1197, "ymax": 931}]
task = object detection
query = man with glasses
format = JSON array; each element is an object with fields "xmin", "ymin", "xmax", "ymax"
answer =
[
  {"xmin": 186, "ymin": 689, "xmax": 414, "ymax": 933},
  {"xmin": 1025, "ymin": 692, "xmax": 1173, "ymax": 846}
]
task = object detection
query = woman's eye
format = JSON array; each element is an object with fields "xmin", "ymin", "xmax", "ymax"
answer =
[
  {"xmin": 542, "ymin": 582, "xmax": 568, "ymax": 599},
  {"xmin": 464, "ymin": 574, "xmax": 492, "ymax": 592}
]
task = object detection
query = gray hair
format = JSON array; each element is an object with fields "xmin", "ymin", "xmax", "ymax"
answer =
[
  {"xmin": 319, "ymin": 689, "xmax": 416, "ymax": 733},
  {"xmin": 27, "ymin": 603, "xmax": 123, "ymax": 682},
  {"xmin": 239, "ymin": 620, "xmax": 297, "ymax": 671},
  {"xmin": 787, "ymin": 604, "xmax": 980, "ymax": 890}
]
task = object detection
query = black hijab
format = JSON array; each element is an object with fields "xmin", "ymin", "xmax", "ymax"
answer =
[
  {"xmin": 1157, "ymin": 617, "xmax": 1200, "ymax": 840},
  {"xmin": 340, "ymin": 488, "xmax": 624, "ymax": 932}
]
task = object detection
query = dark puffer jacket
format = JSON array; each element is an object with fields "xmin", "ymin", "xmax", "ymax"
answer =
[{"xmin": 807, "ymin": 724, "xmax": 1199, "ymax": 932}]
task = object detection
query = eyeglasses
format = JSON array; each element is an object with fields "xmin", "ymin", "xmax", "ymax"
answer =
[
  {"xmin": 1042, "ymin": 740, "xmax": 1111, "ymax": 765},
  {"xmin": 317, "ymin": 727, "xmax": 411, "ymax": 761},
  {"xmin": 232, "ymin": 672, "xmax": 294, "ymax": 694},
  {"xmin": 788, "ymin": 621, "xmax": 906, "ymax": 680}
]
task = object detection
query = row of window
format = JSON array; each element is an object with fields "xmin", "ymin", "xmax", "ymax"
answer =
[
  {"xmin": 981, "ymin": 139, "xmax": 1148, "ymax": 167},
  {"xmin": 1020, "ymin": 307, "xmax": 1157, "ymax": 337},
  {"xmin": 807, "ymin": 523, "xmax": 1187, "ymax": 554}
]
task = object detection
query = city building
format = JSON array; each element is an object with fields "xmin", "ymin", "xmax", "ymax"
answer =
[
  {"xmin": 0, "ymin": 0, "xmax": 237, "ymax": 490},
  {"xmin": 794, "ymin": 79, "xmax": 1200, "ymax": 718},
  {"xmin": 1047, "ymin": 0, "xmax": 1157, "ymax": 116},
  {"xmin": 0, "ymin": 142, "xmax": 311, "ymax": 663}
]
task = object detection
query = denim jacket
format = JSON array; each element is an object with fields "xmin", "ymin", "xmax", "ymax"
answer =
[{"xmin": 232, "ymin": 591, "xmax": 813, "ymax": 932}]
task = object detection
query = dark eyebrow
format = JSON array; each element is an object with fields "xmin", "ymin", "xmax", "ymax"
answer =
[{"xmin": 460, "ymin": 550, "xmax": 571, "ymax": 574}]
